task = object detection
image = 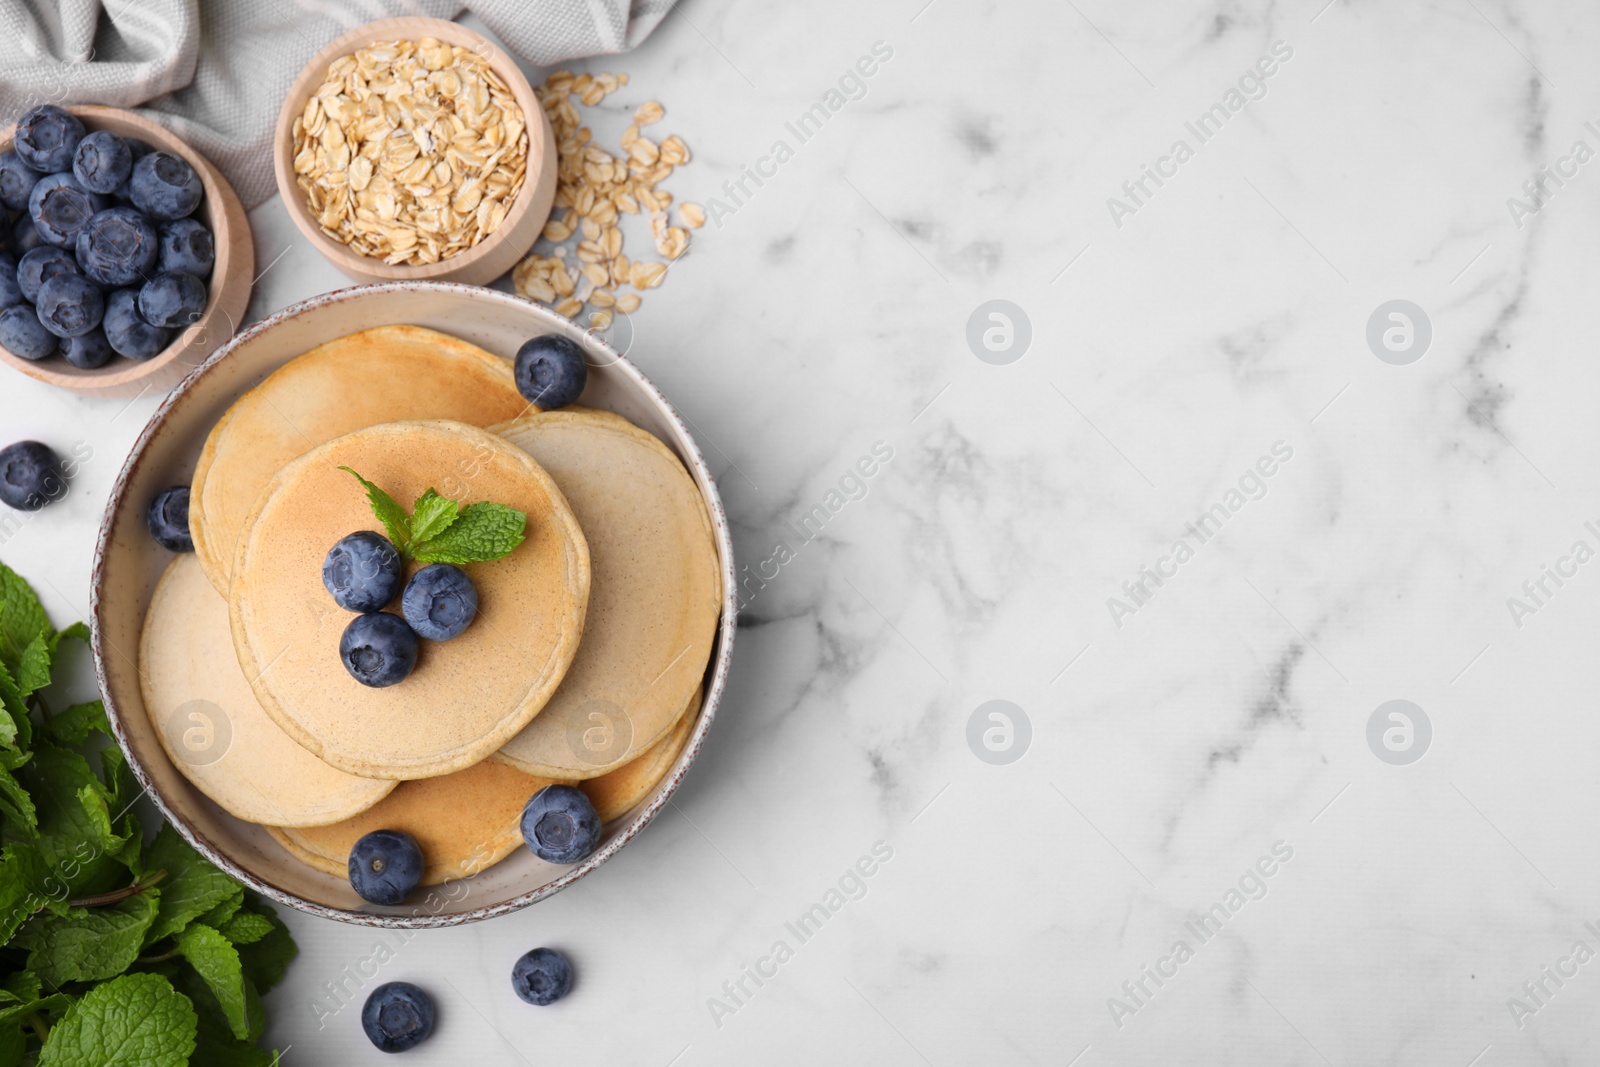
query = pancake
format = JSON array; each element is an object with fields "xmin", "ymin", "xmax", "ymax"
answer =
[
  {"xmin": 267, "ymin": 759, "xmax": 567, "ymax": 885},
  {"xmin": 490, "ymin": 410, "xmax": 720, "ymax": 779},
  {"xmin": 191, "ymin": 325, "xmax": 530, "ymax": 596},
  {"xmin": 230, "ymin": 419, "xmax": 590, "ymax": 780},
  {"xmin": 139, "ymin": 554, "xmax": 396, "ymax": 827},
  {"xmin": 580, "ymin": 687, "xmax": 701, "ymax": 822}
]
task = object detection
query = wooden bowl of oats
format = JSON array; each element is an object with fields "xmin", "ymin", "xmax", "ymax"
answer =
[{"xmin": 272, "ymin": 17, "xmax": 557, "ymax": 286}]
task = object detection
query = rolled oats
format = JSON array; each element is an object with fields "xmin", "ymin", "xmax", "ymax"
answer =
[{"xmin": 293, "ymin": 37, "xmax": 530, "ymax": 266}]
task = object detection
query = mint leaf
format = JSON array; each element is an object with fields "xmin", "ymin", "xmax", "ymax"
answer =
[
  {"xmin": 0, "ymin": 992, "xmax": 72, "ymax": 1029},
  {"xmin": 188, "ymin": 1002, "xmax": 279, "ymax": 1067},
  {"xmin": 0, "ymin": 560, "xmax": 48, "ymax": 676},
  {"xmin": 0, "ymin": 842, "xmax": 48, "ymax": 941},
  {"xmin": 42, "ymin": 701, "xmax": 110, "ymax": 747},
  {"xmin": 19, "ymin": 890, "xmax": 159, "ymax": 985},
  {"xmin": 216, "ymin": 912, "xmax": 273, "ymax": 945},
  {"xmin": 0, "ymin": 756, "xmax": 36, "ymax": 838},
  {"xmin": 38, "ymin": 972, "xmax": 197, "ymax": 1067},
  {"xmin": 339, "ymin": 467, "xmax": 410, "ymax": 549},
  {"xmin": 408, "ymin": 488, "xmax": 459, "ymax": 545},
  {"xmin": 143, "ymin": 826, "xmax": 238, "ymax": 946},
  {"xmin": 193, "ymin": 886, "xmax": 244, "ymax": 931},
  {"xmin": 412, "ymin": 501, "xmax": 527, "ymax": 564},
  {"xmin": 0, "ymin": 660, "xmax": 29, "ymax": 751},
  {"xmin": 233, "ymin": 899, "xmax": 296, "ymax": 994},
  {"xmin": 176, "ymin": 924, "xmax": 251, "ymax": 1041},
  {"xmin": 5, "ymin": 743, "xmax": 128, "ymax": 898},
  {"xmin": 16, "ymin": 631, "xmax": 51, "ymax": 698}
]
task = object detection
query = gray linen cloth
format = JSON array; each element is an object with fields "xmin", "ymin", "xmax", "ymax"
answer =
[{"xmin": 0, "ymin": 0, "xmax": 677, "ymax": 208}]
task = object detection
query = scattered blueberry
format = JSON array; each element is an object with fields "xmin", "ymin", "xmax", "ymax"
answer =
[
  {"xmin": 29, "ymin": 172, "xmax": 105, "ymax": 248},
  {"xmin": 13, "ymin": 106, "xmax": 86, "ymax": 173},
  {"xmin": 77, "ymin": 207, "xmax": 159, "ymax": 286},
  {"xmin": 511, "ymin": 948, "xmax": 574, "ymax": 1006},
  {"xmin": 0, "ymin": 151, "xmax": 39, "ymax": 212},
  {"xmin": 102, "ymin": 287, "xmax": 170, "ymax": 360},
  {"xmin": 129, "ymin": 152, "xmax": 201, "ymax": 220},
  {"xmin": 339, "ymin": 612, "xmax": 419, "ymax": 688},
  {"xmin": 401, "ymin": 564, "xmax": 477, "ymax": 641},
  {"xmin": 348, "ymin": 828, "xmax": 424, "ymax": 906},
  {"xmin": 0, "ymin": 252, "xmax": 23, "ymax": 309},
  {"xmin": 514, "ymin": 334, "xmax": 588, "ymax": 409},
  {"xmin": 137, "ymin": 271, "xmax": 205, "ymax": 328},
  {"xmin": 146, "ymin": 485, "xmax": 193, "ymax": 551},
  {"xmin": 0, "ymin": 305, "xmax": 57, "ymax": 360},
  {"xmin": 36, "ymin": 273, "xmax": 104, "ymax": 338},
  {"xmin": 362, "ymin": 982, "xmax": 435, "ymax": 1053},
  {"xmin": 520, "ymin": 785, "xmax": 602, "ymax": 865},
  {"xmin": 61, "ymin": 328, "xmax": 115, "ymax": 369},
  {"xmin": 17, "ymin": 246, "xmax": 79, "ymax": 302},
  {"xmin": 157, "ymin": 218, "xmax": 214, "ymax": 277},
  {"xmin": 10, "ymin": 213, "xmax": 45, "ymax": 256},
  {"xmin": 323, "ymin": 531, "xmax": 402, "ymax": 612},
  {"xmin": 72, "ymin": 131, "xmax": 133, "ymax": 195},
  {"xmin": 0, "ymin": 441, "xmax": 66, "ymax": 511}
]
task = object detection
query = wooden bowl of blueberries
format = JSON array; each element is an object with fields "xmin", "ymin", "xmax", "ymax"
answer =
[{"xmin": 0, "ymin": 105, "xmax": 253, "ymax": 392}]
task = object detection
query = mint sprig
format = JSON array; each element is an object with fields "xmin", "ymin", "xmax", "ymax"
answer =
[
  {"xmin": 340, "ymin": 467, "xmax": 527, "ymax": 565},
  {"xmin": 0, "ymin": 558, "xmax": 298, "ymax": 1064}
]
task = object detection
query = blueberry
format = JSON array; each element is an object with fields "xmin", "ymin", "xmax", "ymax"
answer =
[
  {"xmin": 348, "ymin": 829, "xmax": 424, "ymax": 905},
  {"xmin": 339, "ymin": 612, "xmax": 419, "ymax": 688},
  {"xmin": 323, "ymin": 531, "xmax": 402, "ymax": 612},
  {"xmin": 147, "ymin": 486, "xmax": 193, "ymax": 551},
  {"xmin": 401, "ymin": 564, "xmax": 477, "ymax": 641},
  {"xmin": 61, "ymin": 328, "xmax": 114, "ymax": 369},
  {"xmin": 10, "ymin": 213, "xmax": 45, "ymax": 256},
  {"xmin": 77, "ymin": 207, "xmax": 159, "ymax": 287},
  {"xmin": 0, "ymin": 441, "xmax": 66, "ymax": 511},
  {"xmin": 157, "ymin": 218, "xmax": 214, "ymax": 277},
  {"xmin": 36, "ymin": 274, "xmax": 104, "ymax": 338},
  {"xmin": 137, "ymin": 271, "xmax": 206, "ymax": 328},
  {"xmin": 361, "ymin": 982, "xmax": 435, "ymax": 1053},
  {"xmin": 510, "ymin": 948, "xmax": 574, "ymax": 1006},
  {"xmin": 520, "ymin": 784, "xmax": 601, "ymax": 865},
  {"xmin": 0, "ymin": 252, "xmax": 23, "ymax": 309},
  {"xmin": 102, "ymin": 287, "xmax": 170, "ymax": 360},
  {"xmin": 0, "ymin": 151, "xmax": 40, "ymax": 212},
  {"xmin": 29, "ymin": 172, "xmax": 105, "ymax": 248},
  {"xmin": 13, "ymin": 107, "xmax": 85, "ymax": 173},
  {"xmin": 128, "ymin": 152, "xmax": 202, "ymax": 220},
  {"xmin": 72, "ymin": 131, "xmax": 133, "ymax": 195},
  {"xmin": 17, "ymin": 246, "xmax": 79, "ymax": 302},
  {"xmin": 0, "ymin": 305, "xmax": 57, "ymax": 360},
  {"xmin": 514, "ymin": 334, "xmax": 588, "ymax": 409}
]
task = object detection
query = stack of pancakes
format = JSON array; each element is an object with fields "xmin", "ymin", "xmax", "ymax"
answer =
[{"xmin": 139, "ymin": 325, "xmax": 721, "ymax": 889}]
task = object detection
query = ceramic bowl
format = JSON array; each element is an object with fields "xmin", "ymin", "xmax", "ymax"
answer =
[
  {"xmin": 0, "ymin": 106, "xmax": 253, "ymax": 394},
  {"xmin": 272, "ymin": 17, "xmax": 557, "ymax": 286},
  {"xmin": 91, "ymin": 282, "xmax": 736, "ymax": 927}
]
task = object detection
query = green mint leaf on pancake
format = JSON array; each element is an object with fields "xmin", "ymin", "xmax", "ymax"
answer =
[
  {"xmin": 339, "ymin": 467, "xmax": 412, "ymax": 550},
  {"xmin": 408, "ymin": 488, "xmax": 460, "ymax": 546},
  {"xmin": 37, "ymin": 972, "xmax": 198, "ymax": 1067},
  {"xmin": 411, "ymin": 502, "xmax": 527, "ymax": 565},
  {"xmin": 0, "ymin": 560, "xmax": 49, "ymax": 676}
]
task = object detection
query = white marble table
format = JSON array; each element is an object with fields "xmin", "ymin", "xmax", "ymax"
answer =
[{"xmin": 9, "ymin": 0, "xmax": 1600, "ymax": 1062}]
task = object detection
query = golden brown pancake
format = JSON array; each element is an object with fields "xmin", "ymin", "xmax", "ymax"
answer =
[
  {"xmin": 139, "ymin": 555, "xmax": 396, "ymax": 826},
  {"xmin": 267, "ymin": 759, "xmax": 566, "ymax": 885},
  {"xmin": 191, "ymin": 325, "xmax": 530, "ymax": 595},
  {"xmin": 490, "ymin": 411, "xmax": 720, "ymax": 779},
  {"xmin": 580, "ymin": 687, "xmax": 700, "ymax": 822},
  {"xmin": 230, "ymin": 419, "xmax": 590, "ymax": 780}
]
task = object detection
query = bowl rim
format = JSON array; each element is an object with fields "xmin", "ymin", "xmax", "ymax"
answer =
[
  {"xmin": 271, "ymin": 16, "xmax": 549, "ymax": 282},
  {"xmin": 0, "ymin": 104, "xmax": 254, "ymax": 392},
  {"xmin": 90, "ymin": 281, "xmax": 739, "ymax": 927}
]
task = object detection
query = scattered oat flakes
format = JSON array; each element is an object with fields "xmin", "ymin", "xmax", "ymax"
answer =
[{"xmin": 511, "ymin": 70, "xmax": 696, "ymax": 330}]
